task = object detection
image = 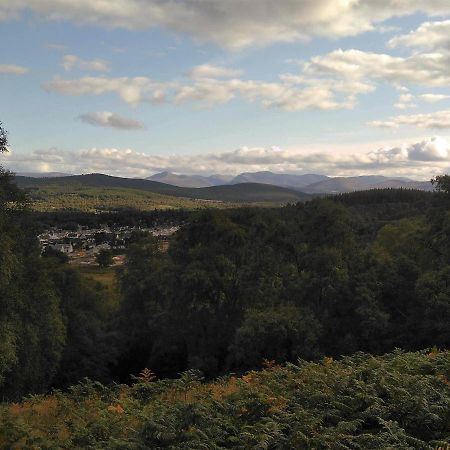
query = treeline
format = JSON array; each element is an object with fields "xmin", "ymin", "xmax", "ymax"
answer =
[{"xmin": 30, "ymin": 208, "xmax": 191, "ymax": 231}]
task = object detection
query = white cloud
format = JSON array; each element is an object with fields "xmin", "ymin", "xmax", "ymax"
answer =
[
  {"xmin": 61, "ymin": 54, "xmax": 110, "ymax": 72},
  {"xmin": 3, "ymin": 1, "xmax": 450, "ymax": 49},
  {"xmin": 419, "ymin": 94, "xmax": 450, "ymax": 103},
  {"xmin": 390, "ymin": 90, "xmax": 450, "ymax": 109},
  {"xmin": 388, "ymin": 20, "xmax": 450, "ymax": 50},
  {"xmin": 44, "ymin": 66, "xmax": 375, "ymax": 111},
  {"xmin": 407, "ymin": 137, "xmax": 450, "ymax": 161},
  {"xmin": 5, "ymin": 137, "xmax": 450, "ymax": 179},
  {"xmin": 78, "ymin": 112, "xmax": 145, "ymax": 130},
  {"xmin": 188, "ymin": 64, "xmax": 243, "ymax": 79},
  {"xmin": 43, "ymin": 70, "xmax": 374, "ymax": 111},
  {"xmin": 394, "ymin": 93, "xmax": 416, "ymax": 110},
  {"xmin": 39, "ymin": 23, "xmax": 450, "ymax": 116},
  {"xmin": 304, "ymin": 48, "xmax": 450, "ymax": 87},
  {"xmin": 369, "ymin": 110, "xmax": 450, "ymax": 129},
  {"xmin": 44, "ymin": 76, "xmax": 170, "ymax": 106},
  {"xmin": 366, "ymin": 137, "xmax": 450, "ymax": 163},
  {"xmin": 0, "ymin": 64, "xmax": 29, "ymax": 75}
]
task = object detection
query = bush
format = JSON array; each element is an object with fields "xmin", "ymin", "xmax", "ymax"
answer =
[{"xmin": 1, "ymin": 350, "xmax": 449, "ymax": 449}]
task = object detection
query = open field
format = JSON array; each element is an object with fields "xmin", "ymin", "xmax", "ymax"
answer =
[{"xmin": 76, "ymin": 265, "xmax": 120, "ymax": 310}]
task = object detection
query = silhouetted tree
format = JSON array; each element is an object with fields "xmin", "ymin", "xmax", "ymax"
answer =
[
  {"xmin": 96, "ymin": 249, "xmax": 113, "ymax": 267},
  {"xmin": 431, "ymin": 174, "xmax": 450, "ymax": 194},
  {"xmin": 0, "ymin": 121, "xmax": 7, "ymax": 153}
]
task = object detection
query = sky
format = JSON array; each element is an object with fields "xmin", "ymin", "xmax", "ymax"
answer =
[{"xmin": 1, "ymin": 1, "xmax": 450, "ymax": 180}]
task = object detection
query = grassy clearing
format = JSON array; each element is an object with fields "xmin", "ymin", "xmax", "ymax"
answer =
[{"xmin": 76, "ymin": 265, "xmax": 120, "ymax": 310}]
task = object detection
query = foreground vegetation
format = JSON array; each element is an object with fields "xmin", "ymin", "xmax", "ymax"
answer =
[{"xmin": 1, "ymin": 350, "xmax": 449, "ymax": 449}]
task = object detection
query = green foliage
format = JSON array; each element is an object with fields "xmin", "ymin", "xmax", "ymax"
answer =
[
  {"xmin": 43, "ymin": 245, "xmax": 70, "ymax": 263},
  {"xmin": 0, "ymin": 196, "xmax": 116, "ymax": 399},
  {"xmin": 1, "ymin": 350, "xmax": 449, "ymax": 449},
  {"xmin": 0, "ymin": 121, "xmax": 7, "ymax": 153},
  {"xmin": 0, "ymin": 123, "xmax": 114, "ymax": 398},
  {"xmin": 113, "ymin": 189, "xmax": 450, "ymax": 381},
  {"xmin": 0, "ymin": 167, "xmax": 26, "ymax": 207},
  {"xmin": 96, "ymin": 248, "xmax": 114, "ymax": 268},
  {"xmin": 49, "ymin": 266, "xmax": 117, "ymax": 388},
  {"xmin": 230, "ymin": 305, "xmax": 322, "ymax": 369},
  {"xmin": 414, "ymin": 266, "xmax": 450, "ymax": 348},
  {"xmin": 432, "ymin": 174, "xmax": 450, "ymax": 194},
  {"xmin": 0, "ymin": 141, "xmax": 65, "ymax": 398}
]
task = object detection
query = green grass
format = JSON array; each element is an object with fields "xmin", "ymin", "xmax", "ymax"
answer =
[
  {"xmin": 76, "ymin": 265, "xmax": 120, "ymax": 311},
  {"xmin": 76, "ymin": 265, "xmax": 117, "ymax": 287}
]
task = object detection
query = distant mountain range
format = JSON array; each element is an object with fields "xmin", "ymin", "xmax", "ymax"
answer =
[
  {"xmin": 146, "ymin": 171, "xmax": 433, "ymax": 193},
  {"xmin": 15, "ymin": 171, "xmax": 434, "ymax": 201},
  {"xmin": 146, "ymin": 171, "xmax": 327, "ymax": 189},
  {"xmin": 147, "ymin": 171, "xmax": 233, "ymax": 188},
  {"xmin": 230, "ymin": 172, "xmax": 328, "ymax": 188}
]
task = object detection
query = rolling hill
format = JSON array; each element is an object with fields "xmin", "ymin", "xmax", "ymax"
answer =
[{"xmin": 15, "ymin": 173, "xmax": 310, "ymax": 204}]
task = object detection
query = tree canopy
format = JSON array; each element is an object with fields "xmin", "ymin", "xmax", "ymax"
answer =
[
  {"xmin": 432, "ymin": 174, "xmax": 450, "ymax": 194},
  {"xmin": 0, "ymin": 121, "xmax": 7, "ymax": 153}
]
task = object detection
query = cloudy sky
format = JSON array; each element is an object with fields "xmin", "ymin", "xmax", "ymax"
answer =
[{"xmin": 2, "ymin": 1, "xmax": 450, "ymax": 179}]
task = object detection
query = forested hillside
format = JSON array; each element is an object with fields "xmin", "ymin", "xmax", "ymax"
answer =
[
  {"xmin": 2, "ymin": 169, "xmax": 449, "ymax": 397},
  {"xmin": 113, "ymin": 187, "xmax": 450, "ymax": 379},
  {"xmin": 1, "ymin": 121, "xmax": 450, "ymax": 447}
]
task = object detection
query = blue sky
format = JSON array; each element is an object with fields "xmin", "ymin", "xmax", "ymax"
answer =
[{"xmin": 1, "ymin": 1, "xmax": 450, "ymax": 179}]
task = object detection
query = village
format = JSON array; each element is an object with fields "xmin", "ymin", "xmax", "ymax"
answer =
[{"xmin": 38, "ymin": 224, "xmax": 180, "ymax": 265}]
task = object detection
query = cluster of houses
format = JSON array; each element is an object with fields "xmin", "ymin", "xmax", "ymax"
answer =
[{"xmin": 38, "ymin": 224, "xmax": 180, "ymax": 259}]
